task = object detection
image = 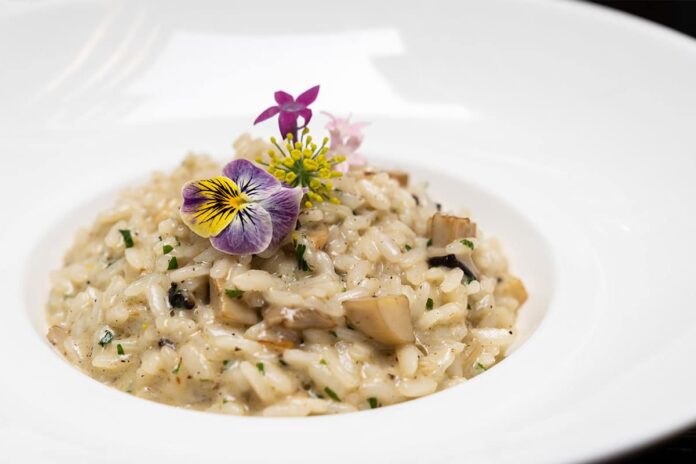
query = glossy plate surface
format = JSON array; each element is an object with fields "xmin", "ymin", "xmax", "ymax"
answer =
[{"xmin": 1, "ymin": 1, "xmax": 695, "ymax": 462}]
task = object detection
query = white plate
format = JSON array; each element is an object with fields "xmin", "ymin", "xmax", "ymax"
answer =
[{"xmin": 1, "ymin": 0, "xmax": 695, "ymax": 462}]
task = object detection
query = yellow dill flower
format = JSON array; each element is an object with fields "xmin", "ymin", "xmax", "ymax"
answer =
[{"xmin": 255, "ymin": 129, "xmax": 343, "ymax": 208}]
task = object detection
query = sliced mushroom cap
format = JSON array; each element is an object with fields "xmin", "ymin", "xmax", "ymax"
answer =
[
  {"xmin": 209, "ymin": 274, "xmax": 259, "ymax": 325},
  {"xmin": 257, "ymin": 326, "xmax": 300, "ymax": 350},
  {"xmin": 305, "ymin": 224, "xmax": 329, "ymax": 250},
  {"xmin": 264, "ymin": 306, "xmax": 335, "ymax": 330},
  {"xmin": 495, "ymin": 275, "xmax": 528, "ymax": 305},
  {"xmin": 428, "ymin": 213, "xmax": 477, "ymax": 247},
  {"xmin": 343, "ymin": 295, "xmax": 414, "ymax": 346}
]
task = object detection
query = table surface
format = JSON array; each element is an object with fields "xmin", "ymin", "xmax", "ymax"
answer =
[{"xmin": 586, "ymin": 1, "xmax": 696, "ymax": 463}]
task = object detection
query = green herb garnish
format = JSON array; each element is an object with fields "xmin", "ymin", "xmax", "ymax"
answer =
[
  {"xmin": 367, "ymin": 397, "xmax": 379, "ymax": 409},
  {"xmin": 172, "ymin": 358, "xmax": 182, "ymax": 374},
  {"xmin": 98, "ymin": 329, "xmax": 113, "ymax": 346},
  {"xmin": 222, "ymin": 360, "xmax": 230, "ymax": 367},
  {"xmin": 476, "ymin": 362, "xmax": 487, "ymax": 371},
  {"xmin": 467, "ymin": 303, "xmax": 472, "ymax": 310},
  {"xmin": 426, "ymin": 298, "xmax": 434, "ymax": 310},
  {"xmin": 116, "ymin": 344, "xmax": 125, "ymax": 355},
  {"xmin": 461, "ymin": 239, "xmax": 474, "ymax": 250},
  {"xmin": 119, "ymin": 229, "xmax": 134, "ymax": 248},
  {"xmin": 225, "ymin": 288, "xmax": 244, "ymax": 299},
  {"xmin": 256, "ymin": 362, "xmax": 265, "ymax": 375},
  {"xmin": 404, "ymin": 244, "xmax": 412, "ymax": 251},
  {"xmin": 167, "ymin": 256, "xmax": 179, "ymax": 270},
  {"xmin": 319, "ymin": 359, "xmax": 327, "ymax": 366},
  {"xmin": 163, "ymin": 244, "xmax": 174, "ymax": 254},
  {"xmin": 324, "ymin": 387, "xmax": 340, "ymax": 402},
  {"xmin": 294, "ymin": 241, "xmax": 312, "ymax": 272},
  {"xmin": 426, "ymin": 238, "xmax": 432, "ymax": 247}
]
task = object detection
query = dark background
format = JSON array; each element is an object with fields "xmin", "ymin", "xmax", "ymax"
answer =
[{"xmin": 584, "ymin": 2, "xmax": 696, "ymax": 462}]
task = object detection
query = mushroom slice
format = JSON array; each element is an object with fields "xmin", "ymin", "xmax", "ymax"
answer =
[
  {"xmin": 306, "ymin": 224, "xmax": 329, "ymax": 250},
  {"xmin": 495, "ymin": 275, "xmax": 528, "ymax": 305},
  {"xmin": 209, "ymin": 274, "xmax": 259, "ymax": 325},
  {"xmin": 343, "ymin": 295, "xmax": 415, "ymax": 346},
  {"xmin": 264, "ymin": 306, "xmax": 335, "ymax": 330},
  {"xmin": 428, "ymin": 213, "xmax": 477, "ymax": 247},
  {"xmin": 257, "ymin": 326, "xmax": 300, "ymax": 350}
]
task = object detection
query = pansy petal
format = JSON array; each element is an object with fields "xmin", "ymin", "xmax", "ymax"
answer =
[
  {"xmin": 296, "ymin": 85, "xmax": 320, "ymax": 106},
  {"xmin": 222, "ymin": 159, "xmax": 280, "ymax": 201},
  {"xmin": 297, "ymin": 108, "xmax": 312, "ymax": 129},
  {"xmin": 274, "ymin": 90, "xmax": 294, "ymax": 105},
  {"xmin": 278, "ymin": 111, "xmax": 298, "ymax": 139},
  {"xmin": 253, "ymin": 105, "xmax": 280, "ymax": 125},
  {"xmin": 180, "ymin": 176, "xmax": 244, "ymax": 238},
  {"xmin": 258, "ymin": 186, "xmax": 303, "ymax": 249},
  {"xmin": 210, "ymin": 203, "xmax": 273, "ymax": 255}
]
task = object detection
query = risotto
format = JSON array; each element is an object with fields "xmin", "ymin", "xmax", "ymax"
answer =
[{"xmin": 46, "ymin": 87, "xmax": 527, "ymax": 416}]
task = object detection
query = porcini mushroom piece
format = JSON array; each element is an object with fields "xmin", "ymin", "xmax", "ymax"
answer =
[
  {"xmin": 428, "ymin": 214, "xmax": 477, "ymax": 247},
  {"xmin": 343, "ymin": 295, "xmax": 414, "ymax": 346},
  {"xmin": 306, "ymin": 224, "xmax": 329, "ymax": 250},
  {"xmin": 209, "ymin": 274, "xmax": 259, "ymax": 325},
  {"xmin": 495, "ymin": 276, "xmax": 528, "ymax": 305},
  {"xmin": 264, "ymin": 306, "xmax": 336, "ymax": 330}
]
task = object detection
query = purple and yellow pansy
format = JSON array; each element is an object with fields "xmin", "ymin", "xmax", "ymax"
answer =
[
  {"xmin": 181, "ymin": 85, "xmax": 359, "ymax": 256},
  {"xmin": 181, "ymin": 159, "xmax": 302, "ymax": 255}
]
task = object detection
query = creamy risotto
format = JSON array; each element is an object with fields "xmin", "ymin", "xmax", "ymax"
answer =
[
  {"xmin": 47, "ymin": 87, "xmax": 528, "ymax": 416},
  {"xmin": 46, "ymin": 136, "xmax": 527, "ymax": 416}
]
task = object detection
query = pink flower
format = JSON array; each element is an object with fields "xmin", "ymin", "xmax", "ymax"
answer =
[
  {"xmin": 323, "ymin": 112, "xmax": 369, "ymax": 172},
  {"xmin": 254, "ymin": 85, "xmax": 320, "ymax": 140}
]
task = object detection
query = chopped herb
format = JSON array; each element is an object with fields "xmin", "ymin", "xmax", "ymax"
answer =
[
  {"xmin": 467, "ymin": 303, "xmax": 472, "ymax": 310},
  {"xmin": 98, "ymin": 329, "xmax": 113, "ymax": 346},
  {"xmin": 222, "ymin": 359, "xmax": 230, "ymax": 367},
  {"xmin": 222, "ymin": 398, "xmax": 229, "ymax": 404},
  {"xmin": 319, "ymin": 359, "xmax": 328, "ymax": 365},
  {"xmin": 425, "ymin": 298, "xmax": 434, "ymax": 310},
  {"xmin": 279, "ymin": 359, "xmax": 288, "ymax": 367},
  {"xmin": 175, "ymin": 237, "xmax": 181, "ymax": 246},
  {"xmin": 163, "ymin": 244, "xmax": 174, "ymax": 254},
  {"xmin": 119, "ymin": 229, "xmax": 134, "ymax": 248},
  {"xmin": 172, "ymin": 358, "xmax": 182, "ymax": 374},
  {"xmin": 329, "ymin": 330, "xmax": 337, "ymax": 337},
  {"xmin": 367, "ymin": 397, "xmax": 379, "ymax": 409},
  {"xmin": 427, "ymin": 254, "xmax": 476, "ymax": 281},
  {"xmin": 256, "ymin": 362, "xmax": 265, "ymax": 375},
  {"xmin": 167, "ymin": 256, "xmax": 179, "ymax": 270},
  {"xmin": 225, "ymin": 288, "xmax": 244, "ymax": 299},
  {"xmin": 158, "ymin": 338, "xmax": 175, "ymax": 350},
  {"xmin": 324, "ymin": 387, "xmax": 340, "ymax": 402},
  {"xmin": 294, "ymin": 241, "xmax": 312, "ymax": 272},
  {"xmin": 476, "ymin": 362, "xmax": 487, "ymax": 371},
  {"xmin": 116, "ymin": 344, "xmax": 125, "ymax": 356},
  {"xmin": 426, "ymin": 238, "xmax": 433, "ymax": 247},
  {"xmin": 404, "ymin": 244, "xmax": 412, "ymax": 251},
  {"xmin": 168, "ymin": 283, "xmax": 195, "ymax": 310},
  {"xmin": 461, "ymin": 239, "xmax": 475, "ymax": 250}
]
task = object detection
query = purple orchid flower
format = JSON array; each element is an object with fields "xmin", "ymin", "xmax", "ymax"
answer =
[
  {"xmin": 180, "ymin": 159, "xmax": 302, "ymax": 255},
  {"xmin": 253, "ymin": 85, "xmax": 320, "ymax": 139}
]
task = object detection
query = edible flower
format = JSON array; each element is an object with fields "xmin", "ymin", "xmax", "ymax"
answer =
[
  {"xmin": 180, "ymin": 159, "xmax": 302, "ymax": 255},
  {"xmin": 323, "ymin": 112, "xmax": 369, "ymax": 172},
  {"xmin": 254, "ymin": 85, "xmax": 320, "ymax": 140},
  {"xmin": 256, "ymin": 128, "xmax": 345, "ymax": 208}
]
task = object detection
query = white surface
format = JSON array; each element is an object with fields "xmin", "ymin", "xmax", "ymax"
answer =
[{"xmin": 1, "ymin": 0, "xmax": 695, "ymax": 463}]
